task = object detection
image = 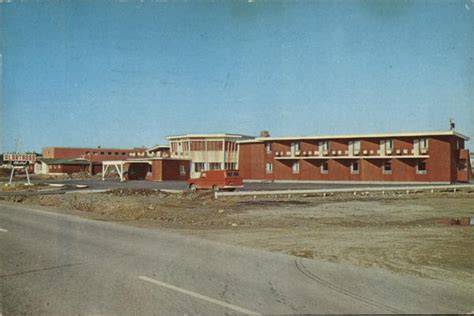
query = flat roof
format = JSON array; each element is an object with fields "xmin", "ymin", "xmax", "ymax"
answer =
[
  {"xmin": 238, "ymin": 130, "xmax": 470, "ymax": 143},
  {"xmin": 38, "ymin": 158, "xmax": 90, "ymax": 165},
  {"xmin": 146, "ymin": 144, "xmax": 170, "ymax": 151},
  {"xmin": 43, "ymin": 147, "xmax": 146, "ymax": 151},
  {"xmin": 167, "ymin": 133, "xmax": 255, "ymax": 140}
]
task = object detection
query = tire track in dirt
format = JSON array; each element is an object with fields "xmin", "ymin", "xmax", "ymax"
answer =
[{"xmin": 294, "ymin": 258, "xmax": 404, "ymax": 314}]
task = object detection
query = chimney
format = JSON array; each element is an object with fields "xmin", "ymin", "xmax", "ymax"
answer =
[{"xmin": 260, "ymin": 130, "xmax": 270, "ymax": 138}]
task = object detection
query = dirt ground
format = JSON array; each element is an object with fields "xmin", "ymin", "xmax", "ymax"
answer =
[{"xmin": 1, "ymin": 188, "xmax": 473, "ymax": 287}]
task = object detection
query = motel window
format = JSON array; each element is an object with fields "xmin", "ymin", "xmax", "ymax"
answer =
[
  {"xmin": 209, "ymin": 163, "xmax": 221, "ymax": 170},
  {"xmin": 122, "ymin": 152, "xmax": 126, "ymax": 156},
  {"xmin": 265, "ymin": 142, "xmax": 272, "ymax": 153},
  {"xmin": 319, "ymin": 141, "xmax": 329, "ymax": 152},
  {"xmin": 383, "ymin": 161, "xmax": 392, "ymax": 174},
  {"xmin": 194, "ymin": 163, "xmax": 206, "ymax": 172},
  {"xmin": 108, "ymin": 152, "xmax": 112, "ymax": 155},
  {"xmin": 93, "ymin": 152, "xmax": 98, "ymax": 155},
  {"xmin": 179, "ymin": 165, "xmax": 186, "ymax": 176},
  {"xmin": 266, "ymin": 162, "xmax": 273, "ymax": 174},
  {"xmin": 321, "ymin": 162, "xmax": 329, "ymax": 174},
  {"xmin": 419, "ymin": 138, "xmax": 428, "ymax": 149},
  {"xmin": 416, "ymin": 161, "xmax": 427, "ymax": 174},
  {"xmin": 291, "ymin": 142, "xmax": 300, "ymax": 152},
  {"xmin": 292, "ymin": 162, "xmax": 300, "ymax": 174},
  {"xmin": 225, "ymin": 162, "xmax": 236, "ymax": 170},
  {"xmin": 351, "ymin": 162, "xmax": 359, "ymax": 174},
  {"xmin": 100, "ymin": 152, "xmax": 105, "ymax": 155},
  {"xmin": 115, "ymin": 152, "xmax": 119, "ymax": 155},
  {"xmin": 85, "ymin": 151, "xmax": 90, "ymax": 155},
  {"xmin": 349, "ymin": 140, "xmax": 361, "ymax": 155}
]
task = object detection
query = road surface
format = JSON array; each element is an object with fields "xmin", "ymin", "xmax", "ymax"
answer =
[{"xmin": 1, "ymin": 202, "xmax": 472, "ymax": 314}]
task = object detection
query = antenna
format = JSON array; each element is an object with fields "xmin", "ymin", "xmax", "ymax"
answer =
[
  {"xmin": 449, "ymin": 118, "xmax": 455, "ymax": 131},
  {"xmin": 14, "ymin": 138, "xmax": 23, "ymax": 153}
]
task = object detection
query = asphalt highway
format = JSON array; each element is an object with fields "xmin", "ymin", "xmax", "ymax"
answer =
[{"xmin": 1, "ymin": 202, "xmax": 472, "ymax": 314}]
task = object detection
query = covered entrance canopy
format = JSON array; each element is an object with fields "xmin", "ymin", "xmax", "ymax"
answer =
[{"xmin": 102, "ymin": 160, "xmax": 152, "ymax": 182}]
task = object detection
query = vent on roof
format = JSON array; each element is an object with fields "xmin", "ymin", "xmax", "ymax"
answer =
[{"xmin": 260, "ymin": 130, "xmax": 270, "ymax": 138}]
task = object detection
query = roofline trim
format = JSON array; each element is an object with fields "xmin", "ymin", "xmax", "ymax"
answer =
[
  {"xmin": 166, "ymin": 133, "xmax": 255, "ymax": 140},
  {"xmin": 237, "ymin": 130, "xmax": 470, "ymax": 143}
]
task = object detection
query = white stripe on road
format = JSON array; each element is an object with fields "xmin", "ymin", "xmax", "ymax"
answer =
[
  {"xmin": 0, "ymin": 228, "xmax": 8, "ymax": 232},
  {"xmin": 138, "ymin": 276, "xmax": 260, "ymax": 315}
]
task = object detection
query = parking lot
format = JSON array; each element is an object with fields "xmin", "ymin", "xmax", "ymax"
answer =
[{"xmin": 19, "ymin": 178, "xmax": 468, "ymax": 192}]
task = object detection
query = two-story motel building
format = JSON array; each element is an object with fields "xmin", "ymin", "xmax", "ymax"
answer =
[{"xmin": 238, "ymin": 130, "xmax": 471, "ymax": 183}]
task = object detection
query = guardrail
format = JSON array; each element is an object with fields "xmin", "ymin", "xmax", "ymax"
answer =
[{"xmin": 215, "ymin": 184, "xmax": 474, "ymax": 199}]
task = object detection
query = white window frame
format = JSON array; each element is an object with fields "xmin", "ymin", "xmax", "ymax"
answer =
[
  {"xmin": 291, "ymin": 142, "xmax": 300, "ymax": 153},
  {"xmin": 416, "ymin": 161, "xmax": 427, "ymax": 174},
  {"xmin": 266, "ymin": 162, "xmax": 273, "ymax": 174},
  {"xmin": 319, "ymin": 141, "xmax": 329, "ymax": 151},
  {"xmin": 350, "ymin": 161, "xmax": 359, "ymax": 174},
  {"xmin": 349, "ymin": 140, "xmax": 361, "ymax": 155},
  {"xmin": 265, "ymin": 142, "xmax": 272, "ymax": 154},
  {"xmin": 321, "ymin": 162, "xmax": 329, "ymax": 174},
  {"xmin": 179, "ymin": 165, "xmax": 186, "ymax": 176},
  {"xmin": 383, "ymin": 161, "xmax": 392, "ymax": 175},
  {"xmin": 292, "ymin": 161, "xmax": 300, "ymax": 174},
  {"xmin": 209, "ymin": 163, "xmax": 221, "ymax": 170},
  {"xmin": 194, "ymin": 162, "xmax": 205, "ymax": 172},
  {"xmin": 419, "ymin": 138, "xmax": 428, "ymax": 149}
]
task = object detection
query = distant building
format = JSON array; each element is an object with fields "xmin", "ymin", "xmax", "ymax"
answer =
[
  {"xmin": 146, "ymin": 145, "xmax": 171, "ymax": 158},
  {"xmin": 238, "ymin": 130, "xmax": 471, "ymax": 183},
  {"xmin": 35, "ymin": 158, "xmax": 89, "ymax": 175},
  {"xmin": 167, "ymin": 134, "xmax": 254, "ymax": 178},
  {"xmin": 42, "ymin": 147, "xmax": 147, "ymax": 175}
]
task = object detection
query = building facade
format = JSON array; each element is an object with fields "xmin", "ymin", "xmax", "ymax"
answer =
[
  {"xmin": 42, "ymin": 147, "xmax": 147, "ymax": 175},
  {"xmin": 42, "ymin": 147, "xmax": 147, "ymax": 162},
  {"xmin": 167, "ymin": 134, "xmax": 254, "ymax": 178},
  {"xmin": 238, "ymin": 130, "xmax": 471, "ymax": 183},
  {"xmin": 35, "ymin": 158, "xmax": 89, "ymax": 175}
]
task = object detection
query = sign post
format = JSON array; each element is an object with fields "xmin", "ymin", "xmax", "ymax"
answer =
[{"xmin": 4, "ymin": 154, "xmax": 36, "ymax": 186}]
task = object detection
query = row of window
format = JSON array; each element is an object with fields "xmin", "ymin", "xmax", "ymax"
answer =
[
  {"xmin": 265, "ymin": 138, "xmax": 429, "ymax": 154},
  {"xmin": 193, "ymin": 162, "xmax": 237, "ymax": 172},
  {"xmin": 265, "ymin": 161, "xmax": 427, "ymax": 175},
  {"xmin": 172, "ymin": 141, "xmax": 239, "ymax": 153},
  {"xmin": 85, "ymin": 151, "xmax": 130, "ymax": 156}
]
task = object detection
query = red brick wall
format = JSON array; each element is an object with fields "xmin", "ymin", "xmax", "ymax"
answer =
[
  {"xmin": 238, "ymin": 143, "xmax": 265, "ymax": 180},
  {"xmin": 239, "ymin": 135, "xmax": 466, "ymax": 183},
  {"xmin": 42, "ymin": 147, "xmax": 146, "ymax": 162},
  {"xmin": 149, "ymin": 160, "xmax": 190, "ymax": 181}
]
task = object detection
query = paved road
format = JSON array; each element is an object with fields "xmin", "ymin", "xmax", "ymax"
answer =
[{"xmin": 1, "ymin": 202, "xmax": 472, "ymax": 314}]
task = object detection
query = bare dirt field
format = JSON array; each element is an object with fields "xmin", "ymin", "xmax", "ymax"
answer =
[{"xmin": 1, "ymin": 189, "xmax": 473, "ymax": 287}]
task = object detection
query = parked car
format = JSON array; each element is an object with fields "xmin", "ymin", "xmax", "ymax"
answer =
[{"xmin": 187, "ymin": 170, "xmax": 243, "ymax": 191}]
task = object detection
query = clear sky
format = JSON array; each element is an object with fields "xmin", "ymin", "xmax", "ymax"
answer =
[{"xmin": 1, "ymin": 0, "xmax": 473, "ymax": 152}]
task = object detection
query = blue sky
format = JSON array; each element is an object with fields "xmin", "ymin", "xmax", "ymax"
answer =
[{"xmin": 1, "ymin": 0, "xmax": 473, "ymax": 152}]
